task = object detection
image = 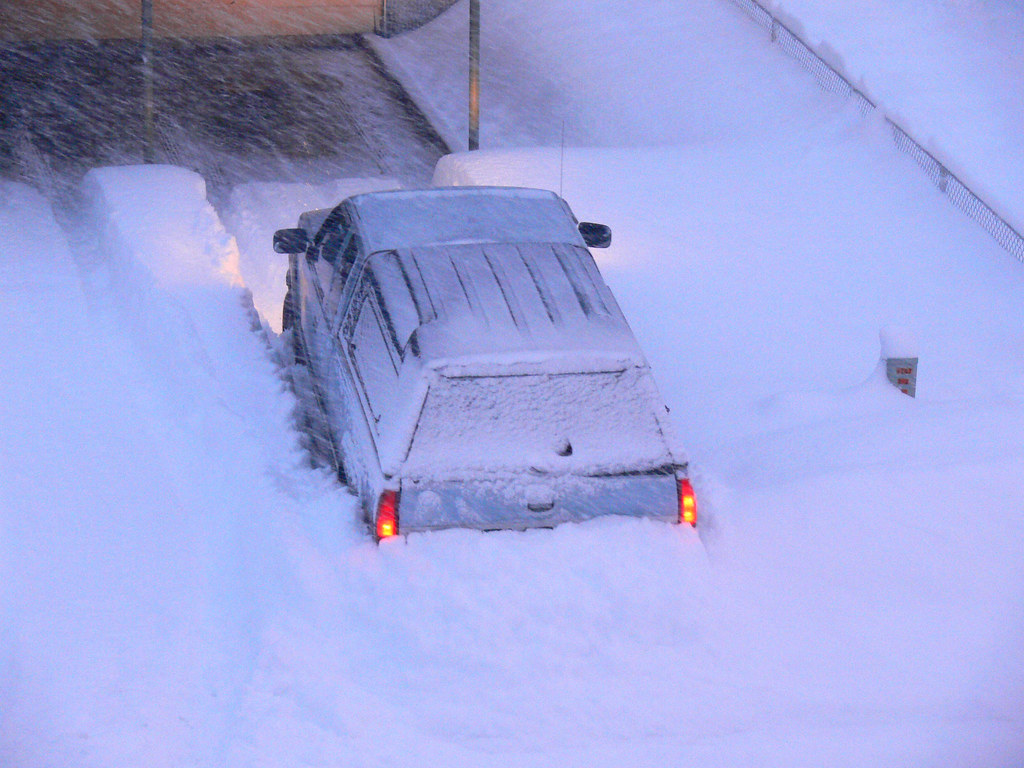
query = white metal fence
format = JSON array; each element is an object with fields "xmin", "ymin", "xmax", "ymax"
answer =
[{"xmin": 731, "ymin": 0, "xmax": 1024, "ymax": 263}]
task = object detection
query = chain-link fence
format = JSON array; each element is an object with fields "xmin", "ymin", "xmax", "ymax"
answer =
[{"xmin": 731, "ymin": 0, "xmax": 1024, "ymax": 263}]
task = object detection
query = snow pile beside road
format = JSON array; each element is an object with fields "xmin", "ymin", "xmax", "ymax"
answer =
[
  {"xmin": 84, "ymin": 165, "xmax": 242, "ymax": 289},
  {"xmin": 0, "ymin": 185, "xmax": 94, "ymax": 757},
  {"xmin": 0, "ymin": 178, "xmax": 229, "ymax": 764},
  {"xmin": 0, "ymin": 170, "xmax": 354, "ymax": 766}
]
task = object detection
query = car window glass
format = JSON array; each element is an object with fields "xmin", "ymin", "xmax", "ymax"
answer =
[
  {"xmin": 339, "ymin": 233, "xmax": 359, "ymax": 270},
  {"xmin": 320, "ymin": 229, "xmax": 344, "ymax": 264},
  {"xmin": 328, "ymin": 233, "xmax": 361, "ymax": 327},
  {"xmin": 350, "ymin": 294, "xmax": 399, "ymax": 427},
  {"xmin": 326, "ymin": 248, "xmax": 349, "ymax": 330}
]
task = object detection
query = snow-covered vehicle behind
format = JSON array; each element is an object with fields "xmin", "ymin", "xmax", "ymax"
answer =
[{"xmin": 274, "ymin": 187, "xmax": 696, "ymax": 539}]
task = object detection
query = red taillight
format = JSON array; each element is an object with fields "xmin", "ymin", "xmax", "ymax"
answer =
[
  {"xmin": 678, "ymin": 478, "xmax": 697, "ymax": 527},
  {"xmin": 376, "ymin": 489, "xmax": 399, "ymax": 540}
]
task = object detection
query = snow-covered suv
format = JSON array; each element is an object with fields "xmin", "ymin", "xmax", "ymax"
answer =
[{"xmin": 274, "ymin": 187, "xmax": 695, "ymax": 540}]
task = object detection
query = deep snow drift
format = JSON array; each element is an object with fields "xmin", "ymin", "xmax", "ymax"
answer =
[
  {"xmin": 0, "ymin": 169, "xmax": 355, "ymax": 766},
  {"xmin": 762, "ymin": 0, "xmax": 1024, "ymax": 234},
  {"xmin": 2, "ymin": 0, "xmax": 1024, "ymax": 766}
]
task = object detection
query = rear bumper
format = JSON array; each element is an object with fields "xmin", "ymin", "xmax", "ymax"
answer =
[{"xmin": 397, "ymin": 468, "xmax": 681, "ymax": 534}]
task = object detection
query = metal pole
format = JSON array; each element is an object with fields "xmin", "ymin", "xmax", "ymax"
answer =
[
  {"xmin": 468, "ymin": 0, "xmax": 480, "ymax": 151},
  {"xmin": 142, "ymin": 0, "xmax": 155, "ymax": 163}
]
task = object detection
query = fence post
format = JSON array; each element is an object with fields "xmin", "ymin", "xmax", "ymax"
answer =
[
  {"xmin": 468, "ymin": 0, "xmax": 480, "ymax": 151},
  {"xmin": 141, "ymin": 0, "xmax": 155, "ymax": 163}
]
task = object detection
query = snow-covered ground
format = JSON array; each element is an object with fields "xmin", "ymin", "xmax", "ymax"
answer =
[
  {"xmin": 373, "ymin": 0, "xmax": 1024, "ymax": 237},
  {"xmin": 3, "ymin": 0, "xmax": 1024, "ymax": 766}
]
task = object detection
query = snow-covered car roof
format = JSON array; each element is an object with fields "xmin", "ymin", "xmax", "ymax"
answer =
[
  {"xmin": 347, "ymin": 186, "xmax": 587, "ymax": 254},
  {"xmin": 366, "ymin": 241, "xmax": 643, "ymax": 372}
]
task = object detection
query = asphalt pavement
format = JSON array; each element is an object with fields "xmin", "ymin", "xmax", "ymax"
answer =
[{"xmin": 0, "ymin": 35, "xmax": 448, "ymax": 196}]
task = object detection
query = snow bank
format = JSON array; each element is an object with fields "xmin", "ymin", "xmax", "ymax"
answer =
[
  {"xmin": 762, "ymin": 0, "xmax": 1024, "ymax": 234},
  {"xmin": 83, "ymin": 165, "xmax": 242, "ymax": 289},
  {"xmin": 879, "ymin": 324, "xmax": 918, "ymax": 360},
  {"xmin": 1, "ymin": 169, "xmax": 356, "ymax": 767},
  {"xmin": 0, "ymin": 184, "xmax": 93, "ymax": 759},
  {"xmin": 0, "ymin": 179, "xmax": 223, "ymax": 764}
]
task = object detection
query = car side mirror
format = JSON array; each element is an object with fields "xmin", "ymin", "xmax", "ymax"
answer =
[
  {"xmin": 273, "ymin": 228, "xmax": 309, "ymax": 254},
  {"xmin": 578, "ymin": 222, "xmax": 612, "ymax": 248}
]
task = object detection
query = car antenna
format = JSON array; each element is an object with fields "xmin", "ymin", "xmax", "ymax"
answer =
[{"xmin": 559, "ymin": 119, "xmax": 566, "ymax": 198}]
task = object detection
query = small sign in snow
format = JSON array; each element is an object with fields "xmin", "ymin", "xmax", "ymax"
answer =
[{"xmin": 885, "ymin": 357, "xmax": 918, "ymax": 398}]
